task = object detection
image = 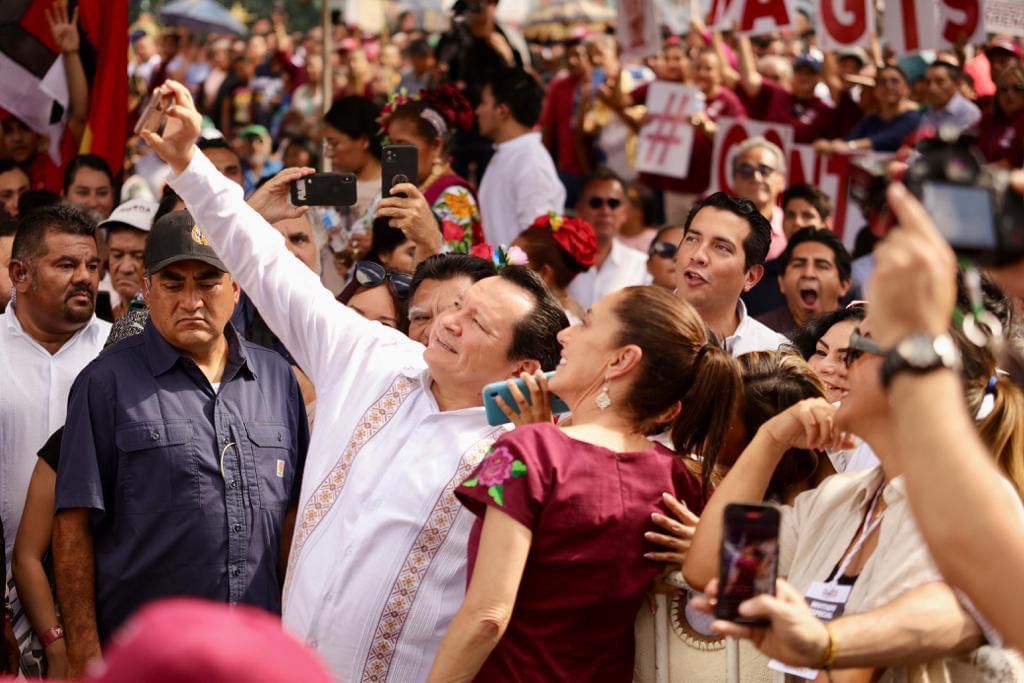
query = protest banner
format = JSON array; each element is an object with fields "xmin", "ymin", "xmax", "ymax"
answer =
[
  {"xmin": 732, "ymin": 0, "xmax": 794, "ymax": 35},
  {"xmin": 708, "ymin": 118, "xmax": 867, "ymax": 243},
  {"xmin": 635, "ymin": 83, "xmax": 705, "ymax": 179},
  {"xmin": 816, "ymin": 0, "xmax": 875, "ymax": 51},
  {"xmin": 618, "ymin": 0, "xmax": 661, "ymax": 59},
  {"xmin": 985, "ymin": 0, "xmax": 1024, "ymax": 36},
  {"xmin": 884, "ymin": 0, "xmax": 986, "ymax": 55}
]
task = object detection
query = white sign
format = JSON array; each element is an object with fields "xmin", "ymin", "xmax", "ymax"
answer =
[
  {"xmin": 986, "ymin": 0, "xmax": 1024, "ymax": 36},
  {"xmin": 618, "ymin": 0, "xmax": 661, "ymax": 60},
  {"xmin": 732, "ymin": 0, "xmax": 794, "ymax": 36},
  {"xmin": 707, "ymin": 117, "xmax": 795, "ymax": 196},
  {"xmin": 816, "ymin": 0, "xmax": 875, "ymax": 51},
  {"xmin": 885, "ymin": 0, "xmax": 987, "ymax": 55},
  {"xmin": 635, "ymin": 83, "xmax": 706, "ymax": 179}
]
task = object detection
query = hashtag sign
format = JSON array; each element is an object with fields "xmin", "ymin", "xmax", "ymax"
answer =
[{"xmin": 643, "ymin": 92, "xmax": 692, "ymax": 166}]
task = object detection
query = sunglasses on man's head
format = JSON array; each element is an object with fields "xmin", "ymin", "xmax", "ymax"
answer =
[
  {"xmin": 354, "ymin": 261, "xmax": 413, "ymax": 299},
  {"xmin": 843, "ymin": 331, "xmax": 884, "ymax": 368},
  {"xmin": 649, "ymin": 241, "xmax": 677, "ymax": 259},
  {"xmin": 735, "ymin": 163, "xmax": 777, "ymax": 180},
  {"xmin": 587, "ymin": 196, "xmax": 623, "ymax": 210}
]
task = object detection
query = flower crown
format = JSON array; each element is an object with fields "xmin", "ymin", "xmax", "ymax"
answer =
[
  {"xmin": 378, "ymin": 86, "xmax": 474, "ymax": 145},
  {"xmin": 530, "ymin": 212, "xmax": 598, "ymax": 269},
  {"xmin": 467, "ymin": 243, "xmax": 529, "ymax": 271}
]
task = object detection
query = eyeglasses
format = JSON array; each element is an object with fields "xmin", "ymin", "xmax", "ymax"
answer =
[
  {"xmin": 354, "ymin": 261, "xmax": 413, "ymax": 299},
  {"xmin": 877, "ymin": 77, "xmax": 904, "ymax": 87},
  {"xmin": 842, "ymin": 331, "xmax": 884, "ymax": 368},
  {"xmin": 735, "ymin": 163, "xmax": 777, "ymax": 180},
  {"xmin": 649, "ymin": 241, "xmax": 678, "ymax": 259},
  {"xmin": 997, "ymin": 84, "xmax": 1024, "ymax": 95},
  {"xmin": 587, "ymin": 196, "xmax": 623, "ymax": 210}
]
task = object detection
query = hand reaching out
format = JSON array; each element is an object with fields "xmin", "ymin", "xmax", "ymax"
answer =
[
  {"xmin": 138, "ymin": 81, "xmax": 202, "ymax": 176},
  {"xmin": 495, "ymin": 371, "xmax": 554, "ymax": 427},
  {"xmin": 644, "ymin": 492, "xmax": 700, "ymax": 566},
  {"xmin": 47, "ymin": 2, "xmax": 80, "ymax": 54},
  {"xmin": 761, "ymin": 398, "xmax": 854, "ymax": 452},
  {"xmin": 247, "ymin": 166, "xmax": 315, "ymax": 225}
]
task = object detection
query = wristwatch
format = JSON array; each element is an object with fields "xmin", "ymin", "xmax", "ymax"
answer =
[
  {"xmin": 880, "ymin": 332, "xmax": 961, "ymax": 388},
  {"xmin": 40, "ymin": 626, "xmax": 64, "ymax": 648}
]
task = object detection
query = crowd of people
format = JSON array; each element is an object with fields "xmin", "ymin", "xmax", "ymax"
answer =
[{"xmin": 1, "ymin": 2, "xmax": 1024, "ymax": 681}]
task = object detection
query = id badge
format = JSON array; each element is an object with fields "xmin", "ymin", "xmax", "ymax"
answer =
[{"xmin": 768, "ymin": 582, "xmax": 851, "ymax": 680}]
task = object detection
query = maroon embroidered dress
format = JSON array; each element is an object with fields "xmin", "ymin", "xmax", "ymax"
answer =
[{"xmin": 455, "ymin": 423, "xmax": 705, "ymax": 682}]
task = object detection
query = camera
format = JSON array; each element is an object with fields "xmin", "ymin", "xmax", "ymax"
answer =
[{"xmin": 849, "ymin": 127, "xmax": 1024, "ymax": 267}]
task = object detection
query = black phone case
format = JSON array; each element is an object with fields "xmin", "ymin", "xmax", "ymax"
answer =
[
  {"xmin": 382, "ymin": 145, "xmax": 419, "ymax": 198},
  {"xmin": 290, "ymin": 173, "xmax": 358, "ymax": 207}
]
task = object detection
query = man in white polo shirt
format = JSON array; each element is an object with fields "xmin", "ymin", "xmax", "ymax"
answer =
[
  {"xmin": 674, "ymin": 192, "xmax": 787, "ymax": 356},
  {"xmin": 477, "ymin": 67, "xmax": 566, "ymax": 248}
]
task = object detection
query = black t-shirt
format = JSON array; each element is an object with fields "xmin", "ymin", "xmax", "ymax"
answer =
[{"xmin": 38, "ymin": 427, "xmax": 63, "ymax": 472}]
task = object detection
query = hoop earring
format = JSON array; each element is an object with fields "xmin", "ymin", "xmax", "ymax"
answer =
[{"xmin": 596, "ymin": 377, "xmax": 612, "ymax": 410}]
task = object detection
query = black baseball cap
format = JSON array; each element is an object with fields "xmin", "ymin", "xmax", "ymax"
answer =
[{"xmin": 144, "ymin": 210, "xmax": 227, "ymax": 274}]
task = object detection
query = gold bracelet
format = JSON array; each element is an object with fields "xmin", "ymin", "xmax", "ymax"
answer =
[{"xmin": 820, "ymin": 622, "xmax": 837, "ymax": 670}]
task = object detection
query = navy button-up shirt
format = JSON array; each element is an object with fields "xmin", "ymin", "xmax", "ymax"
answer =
[{"xmin": 55, "ymin": 321, "xmax": 309, "ymax": 642}]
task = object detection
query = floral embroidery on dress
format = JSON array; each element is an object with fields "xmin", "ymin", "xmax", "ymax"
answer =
[
  {"xmin": 463, "ymin": 446, "xmax": 527, "ymax": 506},
  {"xmin": 433, "ymin": 186, "xmax": 483, "ymax": 254}
]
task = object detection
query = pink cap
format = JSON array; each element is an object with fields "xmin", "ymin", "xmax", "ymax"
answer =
[{"xmin": 73, "ymin": 599, "xmax": 332, "ymax": 683}]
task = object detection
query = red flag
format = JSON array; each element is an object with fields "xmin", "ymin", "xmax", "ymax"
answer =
[{"xmin": 76, "ymin": 0, "xmax": 129, "ymax": 180}]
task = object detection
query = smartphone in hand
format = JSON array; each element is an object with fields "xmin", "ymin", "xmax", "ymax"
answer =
[
  {"xmin": 134, "ymin": 91, "xmax": 173, "ymax": 136},
  {"xmin": 715, "ymin": 503, "xmax": 780, "ymax": 625},
  {"xmin": 290, "ymin": 173, "xmax": 358, "ymax": 207},
  {"xmin": 482, "ymin": 371, "xmax": 571, "ymax": 426},
  {"xmin": 382, "ymin": 144, "xmax": 418, "ymax": 198}
]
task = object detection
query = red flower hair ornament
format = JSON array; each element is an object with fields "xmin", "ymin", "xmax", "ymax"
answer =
[{"xmin": 529, "ymin": 212, "xmax": 598, "ymax": 269}]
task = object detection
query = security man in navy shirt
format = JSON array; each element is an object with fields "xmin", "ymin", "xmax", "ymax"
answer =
[{"xmin": 52, "ymin": 211, "xmax": 309, "ymax": 678}]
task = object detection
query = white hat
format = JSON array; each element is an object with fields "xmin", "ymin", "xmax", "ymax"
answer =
[{"xmin": 99, "ymin": 198, "xmax": 158, "ymax": 233}]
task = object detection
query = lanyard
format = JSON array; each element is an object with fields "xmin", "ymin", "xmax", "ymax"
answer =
[{"xmin": 831, "ymin": 484, "xmax": 886, "ymax": 585}]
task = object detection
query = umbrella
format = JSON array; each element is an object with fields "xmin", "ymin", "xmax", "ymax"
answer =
[
  {"xmin": 159, "ymin": 0, "xmax": 248, "ymax": 37},
  {"xmin": 523, "ymin": 0, "xmax": 616, "ymax": 42}
]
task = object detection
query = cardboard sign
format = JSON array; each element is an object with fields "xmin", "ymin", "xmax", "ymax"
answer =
[
  {"xmin": 619, "ymin": 0, "xmax": 662, "ymax": 59},
  {"xmin": 816, "ymin": 0, "xmax": 875, "ymax": 51},
  {"xmin": 985, "ymin": 0, "xmax": 1024, "ymax": 36},
  {"xmin": 733, "ymin": 0, "xmax": 794, "ymax": 35},
  {"xmin": 708, "ymin": 117, "xmax": 795, "ymax": 197},
  {"xmin": 885, "ymin": 0, "xmax": 987, "ymax": 55},
  {"xmin": 635, "ymin": 83, "xmax": 706, "ymax": 179}
]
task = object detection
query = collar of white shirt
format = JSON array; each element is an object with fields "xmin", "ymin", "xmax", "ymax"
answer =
[
  {"xmin": 494, "ymin": 130, "xmax": 542, "ymax": 154},
  {"xmin": 2, "ymin": 303, "xmax": 108, "ymax": 353},
  {"xmin": 723, "ymin": 299, "xmax": 788, "ymax": 356}
]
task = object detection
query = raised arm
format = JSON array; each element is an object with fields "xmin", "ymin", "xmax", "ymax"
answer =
[
  {"xmin": 144, "ymin": 81, "xmax": 420, "ymax": 385},
  {"xmin": 426, "ymin": 507, "xmax": 532, "ymax": 682},
  {"xmin": 736, "ymin": 35, "xmax": 763, "ymax": 99},
  {"xmin": 47, "ymin": 3, "xmax": 88, "ymax": 145},
  {"xmin": 684, "ymin": 399, "xmax": 849, "ymax": 590}
]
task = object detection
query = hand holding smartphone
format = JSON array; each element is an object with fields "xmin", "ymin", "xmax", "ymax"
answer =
[
  {"xmin": 134, "ymin": 92, "xmax": 173, "ymax": 137},
  {"xmin": 382, "ymin": 144, "xmax": 418, "ymax": 198},
  {"xmin": 715, "ymin": 503, "xmax": 780, "ymax": 625},
  {"xmin": 483, "ymin": 371, "xmax": 571, "ymax": 426},
  {"xmin": 290, "ymin": 173, "xmax": 358, "ymax": 207}
]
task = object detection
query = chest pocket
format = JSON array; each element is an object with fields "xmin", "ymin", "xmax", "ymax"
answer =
[
  {"xmin": 115, "ymin": 420, "xmax": 195, "ymax": 513},
  {"xmin": 245, "ymin": 423, "xmax": 293, "ymax": 511}
]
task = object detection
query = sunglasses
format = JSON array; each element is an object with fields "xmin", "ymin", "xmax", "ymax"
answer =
[
  {"xmin": 649, "ymin": 241, "xmax": 678, "ymax": 259},
  {"xmin": 354, "ymin": 261, "xmax": 413, "ymax": 299},
  {"xmin": 842, "ymin": 331, "xmax": 884, "ymax": 368},
  {"xmin": 735, "ymin": 163, "xmax": 777, "ymax": 180},
  {"xmin": 997, "ymin": 84, "xmax": 1024, "ymax": 95},
  {"xmin": 587, "ymin": 196, "xmax": 623, "ymax": 210}
]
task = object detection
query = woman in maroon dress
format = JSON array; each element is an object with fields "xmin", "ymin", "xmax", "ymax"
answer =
[
  {"xmin": 978, "ymin": 64, "xmax": 1024, "ymax": 168},
  {"xmin": 427, "ymin": 286, "xmax": 743, "ymax": 682}
]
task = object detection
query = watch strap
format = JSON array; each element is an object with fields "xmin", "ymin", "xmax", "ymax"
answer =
[
  {"xmin": 40, "ymin": 626, "xmax": 64, "ymax": 648},
  {"xmin": 880, "ymin": 332, "xmax": 960, "ymax": 388}
]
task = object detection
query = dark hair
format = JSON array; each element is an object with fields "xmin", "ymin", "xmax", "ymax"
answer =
[
  {"xmin": 409, "ymin": 253, "xmax": 497, "ymax": 301},
  {"xmin": 851, "ymin": 224, "xmax": 878, "ymax": 260},
  {"xmin": 513, "ymin": 227, "xmax": 588, "ymax": 290},
  {"xmin": 736, "ymin": 351, "xmax": 828, "ymax": 502},
  {"xmin": 63, "ymin": 154, "xmax": 114, "ymax": 195},
  {"xmin": 777, "ymin": 227, "xmax": 852, "ymax": 283},
  {"xmin": 368, "ymin": 216, "xmax": 412, "ymax": 266},
  {"xmin": 154, "ymin": 185, "xmax": 183, "ymax": 223},
  {"xmin": 0, "ymin": 218, "xmax": 17, "ymax": 238},
  {"xmin": 684, "ymin": 192, "xmax": 772, "ymax": 270},
  {"xmin": 407, "ymin": 38, "xmax": 433, "ymax": 58},
  {"xmin": 498, "ymin": 265, "xmax": 568, "ymax": 372},
  {"xmin": 283, "ymin": 135, "xmax": 320, "ymax": 169},
  {"xmin": 579, "ymin": 166, "xmax": 625, "ymax": 200},
  {"xmin": 483, "ymin": 67, "xmax": 545, "ymax": 128},
  {"xmin": 0, "ymin": 159, "xmax": 28, "ymax": 179},
  {"xmin": 878, "ymin": 64, "xmax": 910, "ymax": 86},
  {"xmin": 928, "ymin": 60, "xmax": 962, "ymax": 82},
  {"xmin": 323, "ymin": 96, "xmax": 383, "ymax": 160},
  {"xmin": 11, "ymin": 205, "xmax": 97, "ymax": 265},
  {"xmin": 338, "ymin": 274, "xmax": 410, "ymax": 333},
  {"xmin": 652, "ymin": 224, "xmax": 684, "ymax": 244},
  {"xmin": 781, "ymin": 183, "xmax": 833, "ymax": 221},
  {"xmin": 17, "ymin": 190, "xmax": 61, "ymax": 217},
  {"xmin": 198, "ymin": 137, "xmax": 237, "ymax": 154},
  {"xmin": 792, "ymin": 305, "xmax": 866, "ymax": 360},
  {"xmin": 611, "ymin": 287, "xmax": 742, "ymax": 497}
]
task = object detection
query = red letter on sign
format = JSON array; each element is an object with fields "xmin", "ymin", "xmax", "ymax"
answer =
[
  {"xmin": 822, "ymin": 0, "xmax": 868, "ymax": 44},
  {"xmin": 738, "ymin": 0, "xmax": 790, "ymax": 33},
  {"xmin": 899, "ymin": 0, "xmax": 921, "ymax": 53},
  {"xmin": 708, "ymin": 0, "xmax": 736, "ymax": 27},
  {"xmin": 940, "ymin": 0, "xmax": 979, "ymax": 44}
]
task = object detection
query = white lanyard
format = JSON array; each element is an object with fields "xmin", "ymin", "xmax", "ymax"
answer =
[{"xmin": 831, "ymin": 484, "xmax": 886, "ymax": 584}]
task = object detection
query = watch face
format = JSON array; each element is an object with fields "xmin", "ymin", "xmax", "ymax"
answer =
[{"xmin": 898, "ymin": 337, "xmax": 937, "ymax": 368}]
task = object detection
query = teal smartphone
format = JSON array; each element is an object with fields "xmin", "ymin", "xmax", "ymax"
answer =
[{"xmin": 482, "ymin": 372, "xmax": 570, "ymax": 426}]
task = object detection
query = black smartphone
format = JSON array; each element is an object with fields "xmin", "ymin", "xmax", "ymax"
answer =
[
  {"xmin": 715, "ymin": 503, "xmax": 780, "ymax": 625},
  {"xmin": 382, "ymin": 144, "xmax": 418, "ymax": 198},
  {"xmin": 290, "ymin": 173, "xmax": 358, "ymax": 207}
]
